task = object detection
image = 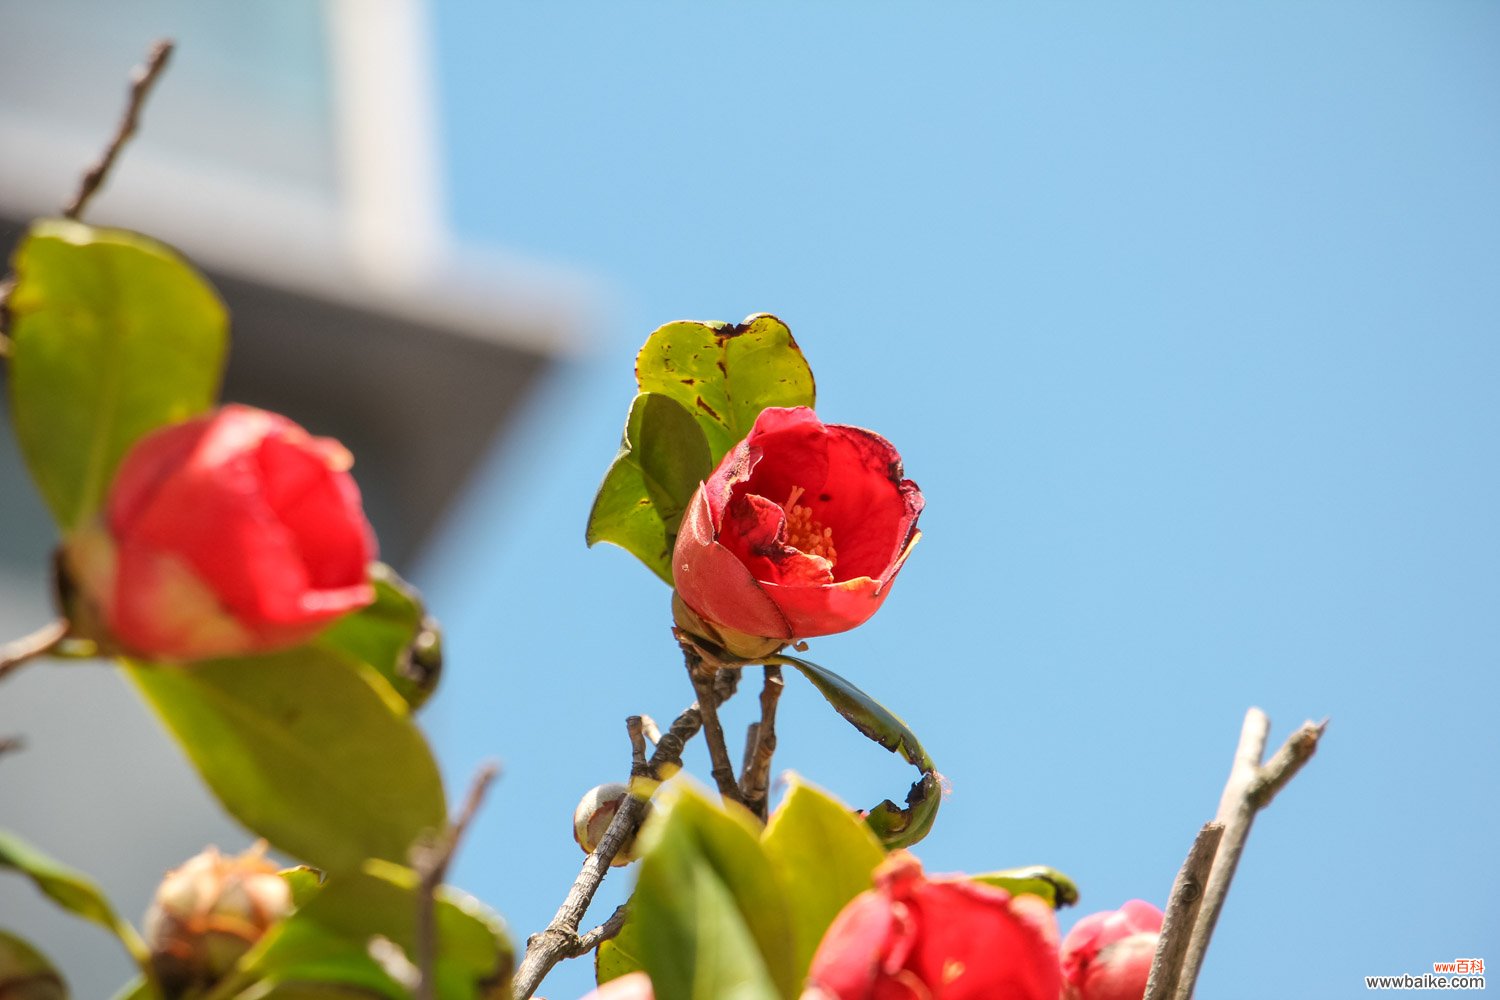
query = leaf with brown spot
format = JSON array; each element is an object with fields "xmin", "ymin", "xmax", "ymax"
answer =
[{"xmin": 634, "ymin": 314, "xmax": 815, "ymax": 463}]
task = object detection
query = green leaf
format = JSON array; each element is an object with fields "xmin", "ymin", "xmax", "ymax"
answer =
[
  {"xmin": 124, "ymin": 650, "xmax": 447, "ymax": 874},
  {"xmin": 773, "ymin": 656, "xmax": 941, "ymax": 849},
  {"xmin": 586, "ymin": 392, "xmax": 712, "ymax": 585},
  {"xmin": 216, "ymin": 859, "xmax": 511, "ymax": 1000},
  {"xmin": 760, "ymin": 777, "xmax": 884, "ymax": 980},
  {"xmin": 970, "ymin": 866, "xmax": 1081, "ymax": 910},
  {"xmin": 594, "ymin": 916, "xmax": 645, "ymax": 986},
  {"xmin": 315, "ymin": 564, "xmax": 443, "ymax": 710},
  {"xmin": 632, "ymin": 786, "xmax": 795, "ymax": 1000},
  {"xmin": 109, "ymin": 978, "xmax": 151, "ymax": 1000},
  {"xmin": 0, "ymin": 830, "xmax": 151, "ymax": 974},
  {"xmin": 0, "ymin": 929, "xmax": 69, "ymax": 999},
  {"xmin": 7, "ymin": 219, "xmax": 229, "ymax": 532},
  {"xmin": 634, "ymin": 314, "xmax": 815, "ymax": 463}
]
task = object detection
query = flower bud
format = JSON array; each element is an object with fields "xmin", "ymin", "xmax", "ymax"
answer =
[
  {"xmin": 572, "ymin": 783, "xmax": 641, "ymax": 866},
  {"xmin": 64, "ymin": 404, "xmax": 376, "ymax": 662},
  {"xmin": 582, "ymin": 971, "xmax": 655, "ymax": 1000},
  {"xmin": 1060, "ymin": 899, "xmax": 1164, "ymax": 1000},
  {"xmin": 144, "ymin": 844, "xmax": 293, "ymax": 996},
  {"xmin": 805, "ymin": 851, "xmax": 1061, "ymax": 1000}
]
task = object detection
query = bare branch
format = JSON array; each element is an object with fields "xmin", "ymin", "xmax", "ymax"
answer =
[
  {"xmin": 1173, "ymin": 711, "xmax": 1325, "ymax": 999},
  {"xmin": 1143, "ymin": 822, "xmax": 1223, "ymax": 1000},
  {"xmin": 738, "ymin": 666, "xmax": 785, "ymax": 820},
  {"xmin": 511, "ymin": 677, "xmax": 739, "ymax": 1000},
  {"xmin": 567, "ymin": 904, "xmax": 628, "ymax": 958},
  {"xmin": 0, "ymin": 621, "xmax": 69, "ymax": 684},
  {"xmin": 414, "ymin": 762, "xmax": 501, "ymax": 1000},
  {"xmin": 62, "ymin": 39, "xmax": 175, "ymax": 220},
  {"xmin": 680, "ymin": 641, "xmax": 745, "ymax": 806}
]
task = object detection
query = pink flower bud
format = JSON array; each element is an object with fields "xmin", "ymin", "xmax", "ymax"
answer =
[
  {"xmin": 804, "ymin": 851, "xmax": 1061, "ymax": 1000},
  {"xmin": 144, "ymin": 844, "xmax": 293, "ymax": 995},
  {"xmin": 580, "ymin": 972, "xmax": 654, "ymax": 1000},
  {"xmin": 1059, "ymin": 900, "xmax": 1164, "ymax": 1000},
  {"xmin": 65, "ymin": 404, "xmax": 376, "ymax": 661},
  {"xmin": 672, "ymin": 407, "xmax": 922, "ymax": 657},
  {"xmin": 572, "ymin": 782, "xmax": 641, "ymax": 866}
]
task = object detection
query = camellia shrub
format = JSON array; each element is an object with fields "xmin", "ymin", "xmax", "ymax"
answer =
[{"xmin": 0, "ymin": 42, "xmax": 1324, "ymax": 1000}]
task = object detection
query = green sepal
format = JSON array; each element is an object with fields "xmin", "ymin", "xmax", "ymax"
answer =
[
  {"xmin": 315, "ymin": 564, "xmax": 443, "ymax": 710},
  {"xmin": 970, "ymin": 866, "xmax": 1081, "ymax": 909}
]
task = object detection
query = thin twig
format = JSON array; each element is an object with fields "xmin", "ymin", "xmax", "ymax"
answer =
[
  {"xmin": 738, "ymin": 666, "xmax": 785, "ymax": 820},
  {"xmin": 680, "ymin": 641, "xmax": 746, "ymax": 806},
  {"xmin": 740, "ymin": 721, "xmax": 761, "ymax": 777},
  {"xmin": 0, "ymin": 621, "xmax": 69, "ymax": 684},
  {"xmin": 0, "ymin": 39, "xmax": 175, "ymax": 349},
  {"xmin": 62, "ymin": 39, "xmax": 175, "ymax": 220},
  {"xmin": 414, "ymin": 762, "xmax": 500, "ymax": 1000},
  {"xmin": 627, "ymin": 715, "xmax": 650, "ymax": 780},
  {"xmin": 1143, "ymin": 822, "xmax": 1224, "ymax": 1000},
  {"xmin": 511, "ymin": 680, "xmax": 738, "ymax": 1000},
  {"xmin": 1172, "ymin": 712, "xmax": 1326, "ymax": 999},
  {"xmin": 566, "ymin": 904, "xmax": 629, "ymax": 958}
]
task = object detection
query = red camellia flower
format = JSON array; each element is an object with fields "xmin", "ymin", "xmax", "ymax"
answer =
[
  {"xmin": 803, "ymin": 852, "xmax": 1062, "ymax": 1000},
  {"xmin": 66, "ymin": 404, "xmax": 376, "ymax": 661},
  {"xmin": 672, "ymin": 406, "xmax": 922, "ymax": 656},
  {"xmin": 1059, "ymin": 900, "xmax": 1163, "ymax": 1000}
]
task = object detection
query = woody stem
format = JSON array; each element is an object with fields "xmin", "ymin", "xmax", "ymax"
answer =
[{"xmin": 680, "ymin": 642, "xmax": 746, "ymax": 807}]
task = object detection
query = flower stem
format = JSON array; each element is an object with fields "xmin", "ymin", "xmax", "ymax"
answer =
[
  {"xmin": 680, "ymin": 643, "xmax": 746, "ymax": 807},
  {"xmin": 738, "ymin": 666, "xmax": 785, "ymax": 820}
]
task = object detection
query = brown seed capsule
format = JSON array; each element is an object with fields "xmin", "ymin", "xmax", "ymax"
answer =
[
  {"xmin": 572, "ymin": 783, "xmax": 642, "ymax": 867},
  {"xmin": 144, "ymin": 844, "xmax": 293, "ymax": 997}
]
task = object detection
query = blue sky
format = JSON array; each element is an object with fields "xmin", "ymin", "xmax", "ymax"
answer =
[{"xmin": 418, "ymin": 5, "xmax": 1500, "ymax": 997}]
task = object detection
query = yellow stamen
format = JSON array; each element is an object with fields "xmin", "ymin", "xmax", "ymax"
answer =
[{"xmin": 783, "ymin": 487, "xmax": 837, "ymax": 565}]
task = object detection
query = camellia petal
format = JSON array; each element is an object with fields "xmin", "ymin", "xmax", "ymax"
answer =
[
  {"xmin": 805, "ymin": 852, "xmax": 1062, "ymax": 1000},
  {"xmin": 1060, "ymin": 900, "xmax": 1163, "ymax": 1000},
  {"xmin": 67, "ymin": 404, "xmax": 377, "ymax": 661},
  {"xmin": 672, "ymin": 406, "xmax": 922, "ymax": 653}
]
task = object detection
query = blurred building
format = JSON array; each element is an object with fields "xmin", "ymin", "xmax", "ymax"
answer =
[{"xmin": 0, "ymin": 3, "xmax": 588, "ymax": 994}]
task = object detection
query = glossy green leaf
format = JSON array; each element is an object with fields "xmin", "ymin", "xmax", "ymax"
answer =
[
  {"xmin": 594, "ymin": 915, "xmax": 645, "ymax": 986},
  {"xmin": 0, "ymin": 929, "xmax": 68, "ymax": 999},
  {"xmin": 7, "ymin": 219, "xmax": 228, "ymax": 532},
  {"xmin": 773, "ymin": 656, "xmax": 940, "ymax": 849},
  {"xmin": 633, "ymin": 786, "xmax": 794, "ymax": 1000},
  {"xmin": 0, "ymin": 830, "xmax": 151, "ymax": 975},
  {"xmin": 316, "ymin": 564, "xmax": 443, "ymax": 710},
  {"xmin": 635, "ymin": 314, "xmax": 815, "ymax": 463},
  {"xmin": 124, "ymin": 650, "xmax": 447, "ymax": 874},
  {"xmin": 215, "ymin": 859, "xmax": 511, "ymax": 1000},
  {"xmin": 586, "ymin": 392, "xmax": 712, "ymax": 584},
  {"xmin": 970, "ymin": 866, "xmax": 1080, "ymax": 910},
  {"xmin": 760, "ymin": 778, "xmax": 884, "ymax": 979}
]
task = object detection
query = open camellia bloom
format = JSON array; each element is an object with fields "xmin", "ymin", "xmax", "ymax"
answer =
[
  {"xmin": 672, "ymin": 406, "xmax": 922, "ymax": 656},
  {"xmin": 804, "ymin": 852, "xmax": 1062, "ymax": 1000},
  {"xmin": 66, "ymin": 404, "xmax": 376, "ymax": 661},
  {"xmin": 1059, "ymin": 900, "xmax": 1164, "ymax": 1000}
]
